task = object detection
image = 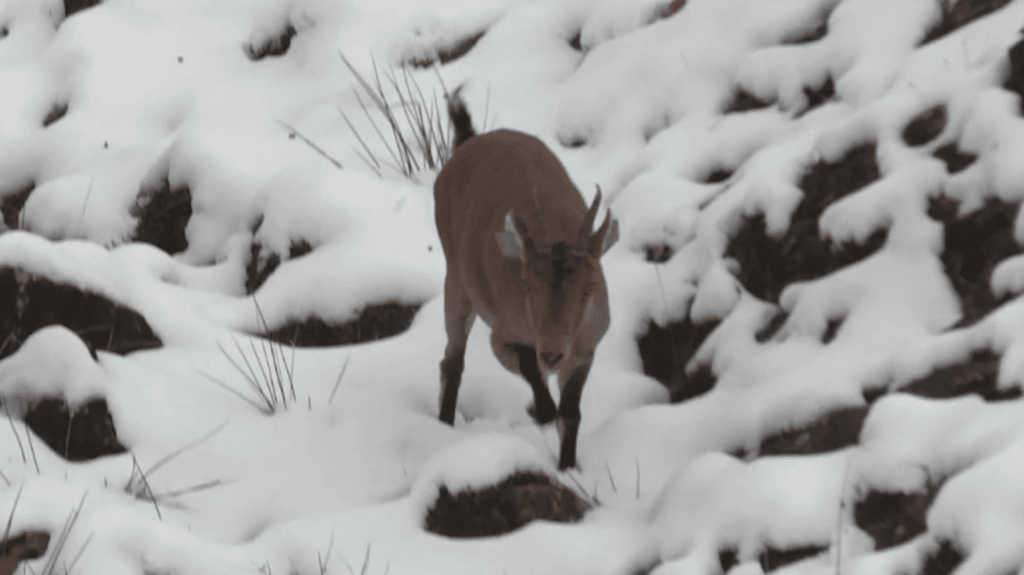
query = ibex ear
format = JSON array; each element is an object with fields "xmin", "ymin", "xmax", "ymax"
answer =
[
  {"xmin": 589, "ymin": 211, "xmax": 620, "ymax": 257},
  {"xmin": 496, "ymin": 211, "xmax": 525, "ymax": 259}
]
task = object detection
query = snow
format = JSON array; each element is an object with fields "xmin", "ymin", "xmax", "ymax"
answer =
[
  {"xmin": 651, "ymin": 451, "xmax": 848, "ymax": 560},
  {"xmin": 408, "ymin": 433, "xmax": 555, "ymax": 513},
  {"xmin": 0, "ymin": 326, "xmax": 108, "ymax": 414},
  {"xmin": 2, "ymin": 0, "xmax": 1024, "ymax": 572}
]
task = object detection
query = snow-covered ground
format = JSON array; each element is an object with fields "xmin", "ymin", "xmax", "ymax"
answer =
[{"xmin": 1, "ymin": 0, "xmax": 1024, "ymax": 573}]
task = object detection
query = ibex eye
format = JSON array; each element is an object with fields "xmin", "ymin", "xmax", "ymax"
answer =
[{"xmin": 584, "ymin": 283, "xmax": 596, "ymax": 297}]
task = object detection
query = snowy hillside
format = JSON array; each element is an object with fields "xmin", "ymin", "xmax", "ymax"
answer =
[{"xmin": 1, "ymin": 0, "xmax": 1024, "ymax": 573}]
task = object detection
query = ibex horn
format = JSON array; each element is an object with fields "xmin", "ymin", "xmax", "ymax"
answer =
[{"xmin": 577, "ymin": 185, "xmax": 603, "ymax": 250}]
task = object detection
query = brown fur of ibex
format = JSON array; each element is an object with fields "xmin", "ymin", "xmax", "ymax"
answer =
[
  {"xmin": 434, "ymin": 88, "xmax": 619, "ymax": 469},
  {"xmin": 0, "ymin": 531, "xmax": 49, "ymax": 575}
]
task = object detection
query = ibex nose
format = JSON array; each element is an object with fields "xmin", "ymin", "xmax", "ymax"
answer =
[{"xmin": 540, "ymin": 352, "xmax": 563, "ymax": 367}]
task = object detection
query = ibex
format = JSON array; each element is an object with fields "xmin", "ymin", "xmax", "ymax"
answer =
[{"xmin": 434, "ymin": 89, "xmax": 619, "ymax": 469}]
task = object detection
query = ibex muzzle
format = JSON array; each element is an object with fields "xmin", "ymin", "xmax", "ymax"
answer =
[{"xmin": 434, "ymin": 89, "xmax": 619, "ymax": 469}]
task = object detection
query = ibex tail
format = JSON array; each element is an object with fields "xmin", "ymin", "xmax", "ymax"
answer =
[{"xmin": 447, "ymin": 86, "xmax": 476, "ymax": 148}]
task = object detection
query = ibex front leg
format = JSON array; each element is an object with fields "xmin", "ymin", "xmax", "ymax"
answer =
[
  {"xmin": 439, "ymin": 280, "xmax": 474, "ymax": 425},
  {"xmin": 491, "ymin": 333, "xmax": 558, "ymax": 425},
  {"xmin": 513, "ymin": 345, "xmax": 557, "ymax": 424},
  {"xmin": 556, "ymin": 359, "xmax": 592, "ymax": 470}
]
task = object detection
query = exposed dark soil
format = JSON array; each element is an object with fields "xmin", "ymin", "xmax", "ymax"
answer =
[
  {"xmin": 921, "ymin": 540, "xmax": 965, "ymax": 575},
  {"xmin": 717, "ymin": 485, "xmax": 943, "ymax": 570},
  {"xmin": 287, "ymin": 239, "xmax": 312, "ymax": 259},
  {"xmin": 659, "ymin": 0, "xmax": 686, "ymax": 19},
  {"xmin": 724, "ymin": 207, "xmax": 884, "ymax": 302},
  {"xmin": 424, "ymin": 471, "xmax": 589, "ymax": 537},
  {"xmin": 757, "ymin": 309, "xmax": 845, "ymax": 344},
  {"xmin": 245, "ymin": 242, "xmax": 274, "ymax": 294},
  {"xmin": 130, "ymin": 176, "xmax": 192, "ymax": 255},
  {"xmin": 260, "ymin": 302, "xmax": 420, "ymax": 347},
  {"xmin": 63, "ymin": 0, "xmax": 101, "ymax": 19},
  {"xmin": 0, "ymin": 268, "xmax": 149, "ymax": 462},
  {"xmin": 409, "ymin": 31, "xmax": 486, "ymax": 68},
  {"xmin": 900, "ymin": 349, "xmax": 1020, "ymax": 400},
  {"xmin": 679, "ymin": 364, "xmax": 716, "ymax": 403},
  {"xmin": 759, "ymin": 405, "xmax": 869, "ymax": 456},
  {"xmin": 568, "ymin": 31, "xmax": 583, "ymax": 52},
  {"xmin": 927, "ymin": 195, "xmax": 1021, "ymax": 326},
  {"xmin": 855, "ymin": 488, "xmax": 938, "ymax": 550},
  {"xmin": 717, "ymin": 544, "xmax": 830, "ymax": 573},
  {"xmin": 902, "ymin": 105, "xmax": 946, "ymax": 146},
  {"xmin": 934, "ymin": 143, "xmax": 977, "ymax": 174},
  {"xmin": 42, "ymin": 103, "xmax": 68, "ymax": 127},
  {"xmin": 637, "ymin": 318, "xmax": 719, "ymax": 402},
  {"xmin": 759, "ymin": 545, "xmax": 827, "ymax": 572},
  {"xmin": 782, "ymin": 2, "xmax": 835, "ymax": 45},
  {"xmin": 1, "ymin": 182, "xmax": 33, "ymax": 229},
  {"xmin": 727, "ymin": 143, "xmax": 884, "ymax": 303},
  {"xmin": 724, "ymin": 90, "xmax": 772, "ymax": 114},
  {"xmin": 0, "ymin": 266, "xmax": 161, "ymax": 360},
  {"xmin": 718, "ymin": 549, "xmax": 739, "ymax": 573},
  {"xmin": 726, "ymin": 77, "xmax": 833, "ymax": 116},
  {"xmin": 756, "ymin": 309, "xmax": 789, "ymax": 342},
  {"xmin": 0, "ymin": 268, "xmax": 16, "ymax": 352},
  {"xmin": 821, "ymin": 316, "xmax": 843, "ymax": 343},
  {"xmin": 1005, "ymin": 37, "xmax": 1024, "ymax": 114},
  {"xmin": 923, "ymin": 0, "xmax": 1012, "ymax": 45},
  {"xmin": 796, "ymin": 143, "xmax": 881, "ymax": 227},
  {"xmin": 785, "ymin": 21, "xmax": 828, "ymax": 44},
  {"xmin": 244, "ymin": 239, "xmax": 313, "ymax": 294},
  {"xmin": 644, "ymin": 244, "xmax": 674, "ymax": 263},
  {"xmin": 800, "ymin": 77, "xmax": 835, "ymax": 114},
  {"xmin": 704, "ymin": 168, "xmax": 734, "ymax": 184},
  {"xmin": 244, "ymin": 24, "xmax": 297, "ymax": 60},
  {"xmin": 23, "ymin": 398, "xmax": 126, "ymax": 461},
  {"xmin": 558, "ymin": 133, "xmax": 589, "ymax": 149}
]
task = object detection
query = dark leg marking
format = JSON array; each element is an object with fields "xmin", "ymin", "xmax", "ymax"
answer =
[
  {"xmin": 558, "ymin": 419, "xmax": 580, "ymax": 470},
  {"xmin": 557, "ymin": 363, "xmax": 591, "ymax": 469},
  {"xmin": 515, "ymin": 345, "xmax": 557, "ymax": 424},
  {"xmin": 439, "ymin": 352, "xmax": 464, "ymax": 425}
]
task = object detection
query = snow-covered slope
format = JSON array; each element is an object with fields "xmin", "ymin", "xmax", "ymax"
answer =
[{"xmin": 1, "ymin": 0, "xmax": 1024, "ymax": 573}]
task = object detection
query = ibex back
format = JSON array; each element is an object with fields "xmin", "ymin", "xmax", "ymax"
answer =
[{"xmin": 434, "ymin": 90, "xmax": 619, "ymax": 469}]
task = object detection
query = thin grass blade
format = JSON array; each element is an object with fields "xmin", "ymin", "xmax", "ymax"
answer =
[
  {"xmin": 144, "ymin": 422, "xmax": 228, "ymax": 477},
  {"xmin": 338, "ymin": 107, "xmax": 382, "ymax": 170}
]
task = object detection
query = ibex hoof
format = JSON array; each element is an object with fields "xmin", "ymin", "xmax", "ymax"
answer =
[
  {"xmin": 558, "ymin": 453, "xmax": 578, "ymax": 471},
  {"xmin": 438, "ymin": 405, "xmax": 457, "ymax": 426}
]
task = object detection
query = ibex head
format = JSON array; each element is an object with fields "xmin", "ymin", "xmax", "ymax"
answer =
[{"xmin": 495, "ymin": 186, "xmax": 619, "ymax": 369}]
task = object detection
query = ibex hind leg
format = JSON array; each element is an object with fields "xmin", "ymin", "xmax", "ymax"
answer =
[{"xmin": 439, "ymin": 281, "xmax": 475, "ymax": 425}]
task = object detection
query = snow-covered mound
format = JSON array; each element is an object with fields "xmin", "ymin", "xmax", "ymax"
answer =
[{"xmin": 1, "ymin": 0, "xmax": 1024, "ymax": 573}]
